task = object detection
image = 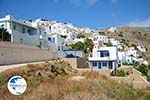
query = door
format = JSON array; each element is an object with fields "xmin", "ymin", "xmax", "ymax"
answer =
[
  {"xmin": 98, "ymin": 62, "xmax": 101, "ymax": 69},
  {"xmin": 108, "ymin": 61, "xmax": 113, "ymax": 69}
]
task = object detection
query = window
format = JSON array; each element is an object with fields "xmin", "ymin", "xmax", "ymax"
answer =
[
  {"xmin": 27, "ymin": 29, "xmax": 32, "ymax": 35},
  {"xmin": 13, "ymin": 25, "xmax": 16, "ymax": 30},
  {"xmin": 48, "ymin": 37, "xmax": 52, "ymax": 43},
  {"xmin": 92, "ymin": 62, "xmax": 97, "ymax": 67},
  {"xmin": 102, "ymin": 62, "xmax": 107, "ymax": 67},
  {"xmin": 22, "ymin": 28, "xmax": 25, "ymax": 33},
  {"xmin": 39, "ymin": 30, "xmax": 42, "ymax": 35},
  {"xmin": 108, "ymin": 62, "xmax": 113, "ymax": 69},
  {"xmin": 100, "ymin": 51, "xmax": 109, "ymax": 57},
  {"xmin": 0, "ymin": 24, "xmax": 4, "ymax": 28},
  {"xmin": 53, "ymin": 37, "xmax": 55, "ymax": 43}
]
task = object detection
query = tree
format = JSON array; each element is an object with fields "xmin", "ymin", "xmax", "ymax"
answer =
[
  {"xmin": 77, "ymin": 34, "xmax": 85, "ymax": 38},
  {"xmin": 0, "ymin": 28, "xmax": 11, "ymax": 41},
  {"xmin": 70, "ymin": 38, "xmax": 94, "ymax": 54},
  {"xmin": 116, "ymin": 70, "xmax": 126, "ymax": 77},
  {"xmin": 84, "ymin": 38, "xmax": 94, "ymax": 53},
  {"xmin": 99, "ymin": 32, "xmax": 105, "ymax": 35},
  {"xmin": 70, "ymin": 42, "xmax": 85, "ymax": 51}
]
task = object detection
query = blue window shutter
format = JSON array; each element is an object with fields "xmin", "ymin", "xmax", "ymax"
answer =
[
  {"xmin": 53, "ymin": 38, "xmax": 55, "ymax": 43},
  {"xmin": 98, "ymin": 62, "xmax": 101, "ymax": 69},
  {"xmin": 109, "ymin": 62, "xmax": 113, "ymax": 69}
]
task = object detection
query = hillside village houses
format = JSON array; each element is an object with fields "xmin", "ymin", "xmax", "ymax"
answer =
[
  {"xmin": 0, "ymin": 15, "xmax": 149, "ymax": 73},
  {"xmin": 0, "ymin": 15, "xmax": 39, "ymax": 45},
  {"xmin": 0, "ymin": 15, "xmax": 79, "ymax": 54}
]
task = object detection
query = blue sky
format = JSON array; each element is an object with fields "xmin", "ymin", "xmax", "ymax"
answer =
[{"xmin": 0, "ymin": 0, "xmax": 150, "ymax": 28}]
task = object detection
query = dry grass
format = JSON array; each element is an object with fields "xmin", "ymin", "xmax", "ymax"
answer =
[{"xmin": 0, "ymin": 61, "xmax": 150, "ymax": 100}]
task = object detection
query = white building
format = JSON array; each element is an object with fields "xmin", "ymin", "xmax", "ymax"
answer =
[
  {"xmin": 0, "ymin": 15, "xmax": 42, "ymax": 46},
  {"xmin": 109, "ymin": 38, "xmax": 123, "ymax": 50},
  {"xmin": 72, "ymin": 38, "xmax": 85, "ymax": 44},
  {"xmin": 118, "ymin": 52, "xmax": 126, "ymax": 66},
  {"xmin": 137, "ymin": 45, "xmax": 146, "ymax": 52},
  {"xmin": 124, "ymin": 47, "xmax": 144, "ymax": 64},
  {"xmin": 45, "ymin": 34, "xmax": 66, "ymax": 52},
  {"xmin": 126, "ymin": 47, "xmax": 139, "ymax": 57},
  {"xmin": 80, "ymin": 27, "xmax": 92, "ymax": 33},
  {"xmin": 93, "ymin": 35, "xmax": 108, "ymax": 45},
  {"xmin": 89, "ymin": 46, "xmax": 119, "ymax": 73},
  {"xmin": 108, "ymin": 27, "xmax": 117, "ymax": 32}
]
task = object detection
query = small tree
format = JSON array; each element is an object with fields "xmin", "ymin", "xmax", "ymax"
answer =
[
  {"xmin": 99, "ymin": 32, "xmax": 105, "ymax": 35},
  {"xmin": 84, "ymin": 38, "xmax": 94, "ymax": 53},
  {"xmin": 0, "ymin": 28, "xmax": 11, "ymax": 41},
  {"xmin": 116, "ymin": 70, "xmax": 126, "ymax": 77},
  {"xmin": 70, "ymin": 42, "xmax": 85, "ymax": 51},
  {"xmin": 77, "ymin": 34, "xmax": 85, "ymax": 38}
]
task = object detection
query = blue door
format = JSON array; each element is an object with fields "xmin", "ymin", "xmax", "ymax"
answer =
[
  {"xmin": 108, "ymin": 61, "xmax": 113, "ymax": 69},
  {"xmin": 98, "ymin": 62, "xmax": 101, "ymax": 69}
]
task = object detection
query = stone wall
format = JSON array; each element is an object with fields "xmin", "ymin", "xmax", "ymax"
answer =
[
  {"xmin": 63, "ymin": 58, "xmax": 89, "ymax": 69},
  {"xmin": 0, "ymin": 42, "xmax": 58, "ymax": 65}
]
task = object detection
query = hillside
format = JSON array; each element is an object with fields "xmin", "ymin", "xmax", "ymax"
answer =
[
  {"xmin": 0, "ymin": 61, "xmax": 150, "ymax": 100},
  {"xmin": 99, "ymin": 27, "xmax": 150, "ymax": 62}
]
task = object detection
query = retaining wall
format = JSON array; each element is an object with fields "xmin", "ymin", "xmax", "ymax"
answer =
[{"xmin": 0, "ymin": 42, "xmax": 58, "ymax": 65}]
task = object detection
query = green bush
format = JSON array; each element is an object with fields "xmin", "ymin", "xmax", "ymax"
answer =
[
  {"xmin": 116, "ymin": 70, "xmax": 126, "ymax": 77},
  {"xmin": 72, "ymin": 84, "xmax": 80, "ymax": 93},
  {"xmin": 0, "ymin": 76, "xmax": 7, "ymax": 87},
  {"xmin": 99, "ymin": 32, "xmax": 105, "ymax": 35},
  {"xmin": 138, "ymin": 64, "xmax": 148, "ymax": 76},
  {"xmin": 77, "ymin": 34, "xmax": 85, "ymax": 38}
]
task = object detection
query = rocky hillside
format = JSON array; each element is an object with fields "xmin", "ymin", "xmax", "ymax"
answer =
[
  {"xmin": 101, "ymin": 27, "xmax": 150, "ymax": 61},
  {"xmin": 0, "ymin": 61, "xmax": 150, "ymax": 100}
]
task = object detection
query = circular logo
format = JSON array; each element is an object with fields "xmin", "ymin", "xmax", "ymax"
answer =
[{"xmin": 7, "ymin": 76, "xmax": 27, "ymax": 95}]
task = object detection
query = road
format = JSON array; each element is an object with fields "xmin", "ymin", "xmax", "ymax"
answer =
[{"xmin": 0, "ymin": 61, "xmax": 45, "ymax": 73}]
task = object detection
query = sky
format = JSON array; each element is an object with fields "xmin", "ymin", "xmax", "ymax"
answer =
[{"xmin": 0, "ymin": 0, "xmax": 150, "ymax": 29}]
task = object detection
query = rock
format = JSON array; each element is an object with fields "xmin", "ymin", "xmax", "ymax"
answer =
[
  {"xmin": 46, "ymin": 71, "xmax": 55, "ymax": 78},
  {"xmin": 35, "ymin": 70, "xmax": 45, "ymax": 77}
]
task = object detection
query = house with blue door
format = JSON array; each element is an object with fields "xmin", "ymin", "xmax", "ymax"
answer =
[{"xmin": 88, "ymin": 47, "xmax": 119, "ymax": 73}]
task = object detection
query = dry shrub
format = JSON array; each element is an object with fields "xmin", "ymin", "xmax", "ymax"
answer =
[
  {"xmin": 1, "ymin": 67, "xmax": 26, "ymax": 78},
  {"xmin": 81, "ymin": 71, "xmax": 107, "ymax": 79}
]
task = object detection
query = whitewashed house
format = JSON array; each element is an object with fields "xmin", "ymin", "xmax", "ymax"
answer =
[
  {"xmin": 126, "ymin": 47, "xmax": 139, "ymax": 57},
  {"xmin": 45, "ymin": 34, "xmax": 66, "ymax": 52},
  {"xmin": 109, "ymin": 38, "xmax": 123, "ymax": 50},
  {"xmin": 93, "ymin": 35, "xmax": 108, "ymax": 44},
  {"xmin": 89, "ymin": 46, "xmax": 119, "ymax": 73},
  {"xmin": 72, "ymin": 38, "xmax": 85, "ymax": 44},
  {"xmin": 137, "ymin": 44, "xmax": 146, "ymax": 52},
  {"xmin": 108, "ymin": 27, "xmax": 117, "ymax": 32},
  {"xmin": 0, "ymin": 15, "xmax": 41, "ymax": 46},
  {"xmin": 125, "ymin": 47, "xmax": 144, "ymax": 64},
  {"xmin": 118, "ymin": 51, "xmax": 126, "ymax": 66}
]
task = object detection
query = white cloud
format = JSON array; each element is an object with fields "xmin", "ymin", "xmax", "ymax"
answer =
[
  {"xmin": 112, "ymin": 0, "xmax": 118, "ymax": 3},
  {"xmin": 88, "ymin": 0, "xmax": 99, "ymax": 6},
  {"xmin": 52, "ymin": 0, "xmax": 100, "ymax": 7},
  {"xmin": 127, "ymin": 18, "xmax": 150, "ymax": 27}
]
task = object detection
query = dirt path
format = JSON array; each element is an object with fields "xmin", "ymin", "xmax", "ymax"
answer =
[{"xmin": 0, "ymin": 61, "xmax": 46, "ymax": 73}]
